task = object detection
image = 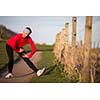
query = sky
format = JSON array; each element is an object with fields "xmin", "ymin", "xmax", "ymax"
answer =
[{"xmin": 0, "ymin": 16, "xmax": 100, "ymax": 45}]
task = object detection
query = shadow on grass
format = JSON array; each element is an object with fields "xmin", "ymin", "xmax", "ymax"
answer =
[{"xmin": 44, "ymin": 65, "xmax": 56, "ymax": 75}]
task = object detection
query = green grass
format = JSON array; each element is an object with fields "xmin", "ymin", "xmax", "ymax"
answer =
[
  {"xmin": 23, "ymin": 43, "xmax": 53, "ymax": 52},
  {"xmin": 0, "ymin": 41, "xmax": 8, "ymax": 69},
  {"xmin": 36, "ymin": 44, "xmax": 53, "ymax": 51},
  {"xmin": 31, "ymin": 50, "xmax": 69, "ymax": 83}
]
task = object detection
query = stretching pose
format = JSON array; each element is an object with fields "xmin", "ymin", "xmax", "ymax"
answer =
[{"xmin": 5, "ymin": 27, "xmax": 45, "ymax": 78}]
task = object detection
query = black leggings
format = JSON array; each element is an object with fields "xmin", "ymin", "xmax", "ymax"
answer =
[{"xmin": 6, "ymin": 44, "xmax": 38, "ymax": 73}]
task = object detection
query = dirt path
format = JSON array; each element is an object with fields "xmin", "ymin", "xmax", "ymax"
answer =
[{"xmin": 0, "ymin": 52, "xmax": 42, "ymax": 83}]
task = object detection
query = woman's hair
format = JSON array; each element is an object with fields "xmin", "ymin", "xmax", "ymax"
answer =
[{"xmin": 24, "ymin": 27, "xmax": 32, "ymax": 35}]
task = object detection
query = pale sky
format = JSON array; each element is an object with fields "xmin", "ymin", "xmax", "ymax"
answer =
[{"xmin": 0, "ymin": 16, "xmax": 100, "ymax": 45}]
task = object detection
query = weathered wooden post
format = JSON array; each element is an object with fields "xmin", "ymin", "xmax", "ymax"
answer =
[
  {"xmin": 64, "ymin": 20, "xmax": 76, "ymax": 79},
  {"xmin": 64, "ymin": 22, "xmax": 69, "ymax": 72},
  {"xmin": 59, "ymin": 28, "xmax": 65, "ymax": 62},
  {"xmin": 54, "ymin": 32, "xmax": 61, "ymax": 60},
  {"xmin": 54, "ymin": 30, "xmax": 65, "ymax": 62},
  {"xmin": 64, "ymin": 21, "xmax": 69, "ymax": 65},
  {"xmin": 72, "ymin": 17, "xmax": 77, "ymax": 47},
  {"xmin": 81, "ymin": 16, "xmax": 93, "ymax": 82},
  {"xmin": 71, "ymin": 17, "xmax": 77, "ymax": 65}
]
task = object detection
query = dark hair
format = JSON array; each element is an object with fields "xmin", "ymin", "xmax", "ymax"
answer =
[{"xmin": 25, "ymin": 27, "xmax": 32, "ymax": 35}]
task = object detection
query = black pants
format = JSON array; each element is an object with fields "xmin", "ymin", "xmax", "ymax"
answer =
[{"xmin": 6, "ymin": 44, "xmax": 38, "ymax": 73}]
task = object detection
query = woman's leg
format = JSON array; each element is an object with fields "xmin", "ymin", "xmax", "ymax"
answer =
[
  {"xmin": 18, "ymin": 51, "xmax": 38, "ymax": 72},
  {"xmin": 6, "ymin": 44, "xmax": 14, "ymax": 73}
]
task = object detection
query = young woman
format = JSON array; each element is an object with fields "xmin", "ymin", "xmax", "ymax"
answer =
[{"xmin": 5, "ymin": 27, "xmax": 45, "ymax": 78}]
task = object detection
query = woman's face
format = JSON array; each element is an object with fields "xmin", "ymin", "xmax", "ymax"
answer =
[{"xmin": 22, "ymin": 32, "xmax": 29, "ymax": 38}]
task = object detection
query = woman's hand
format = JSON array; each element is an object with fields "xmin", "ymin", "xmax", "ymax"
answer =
[
  {"xmin": 22, "ymin": 53, "xmax": 29, "ymax": 58},
  {"xmin": 19, "ymin": 48, "xmax": 28, "ymax": 58},
  {"xmin": 19, "ymin": 48, "xmax": 24, "ymax": 53}
]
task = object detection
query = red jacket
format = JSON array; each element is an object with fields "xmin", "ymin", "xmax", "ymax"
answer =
[{"xmin": 7, "ymin": 33, "xmax": 36, "ymax": 58}]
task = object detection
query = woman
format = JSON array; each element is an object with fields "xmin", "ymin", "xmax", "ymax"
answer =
[{"xmin": 5, "ymin": 27, "xmax": 45, "ymax": 78}]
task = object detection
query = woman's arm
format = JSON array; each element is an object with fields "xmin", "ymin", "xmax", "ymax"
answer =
[{"xmin": 27, "ymin": 38, "xmax": 37, "ymax": 58}]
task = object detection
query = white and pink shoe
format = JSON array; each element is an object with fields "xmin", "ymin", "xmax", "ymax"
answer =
[
  {"xmin": 5, "ymin": 73, "xmax": 13, "ymax": 79},
  {"xmin": 37, "ymin": 68, "xmax": 45, "ymax": 77}
]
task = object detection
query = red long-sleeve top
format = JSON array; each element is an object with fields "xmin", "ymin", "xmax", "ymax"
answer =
[{"xmin": 7, "ymin": 33, "xmax": 36, "ymax": 58}]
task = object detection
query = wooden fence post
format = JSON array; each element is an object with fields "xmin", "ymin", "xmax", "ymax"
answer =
[
  {"xmin": 60, "ymin": 28, "xmax": 65, "ymax": 62},
  {"xmin": 72, "ymin": 17, "xmax": 77, "ymax": 47},
  {"xmin": 64, "ymin": 22, "xmax": 69, "ymax": 73},
  {"xmin": 54, "ymin": 32, "xmax": 60, "ymax": 60},
  {"xmin": 64, "ymin": 22, "xmax": 69, "ymax": 64},
  {"xmin": 72, "ymin": 17, "xmax": 77, "ymax": 65},
  {"xmin": 81, "ymin": 16, "xmax": 93, "ymax": 82}
]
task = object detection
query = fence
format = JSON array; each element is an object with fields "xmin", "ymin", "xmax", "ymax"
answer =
[{"xmin": 53, "ymin": 16, "xmax": 100, "ymax": 82}]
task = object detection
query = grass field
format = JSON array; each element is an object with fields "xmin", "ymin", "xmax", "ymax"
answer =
[
  {"xmin": 36, "ymin": 44, "xmax": 53, "ymax": 51},
  {"xmin": 31, "ymin": 44, "xmax": 80, "ymax": 83},
  {"xmin": 0, "ymin": 41, "xmax": 8, "ymax": 69},
  {"xmin": 31, "ymin": 50, "xmax": 69, "ymax": 83}
]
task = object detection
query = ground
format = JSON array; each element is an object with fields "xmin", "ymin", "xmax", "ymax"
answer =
[{"xmin": 0, "ymin": 52, "xmax": 42, "ymax": 83}]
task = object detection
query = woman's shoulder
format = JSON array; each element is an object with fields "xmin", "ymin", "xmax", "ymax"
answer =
[
  {"xmin": 27, "ymin": 36, "xmax": 34, "ymax": 42},
  {"xmin": 16, "ymin": 33, "xmax": 23, "ymax": 38},
  {"xmin": 15, "ymin": 33, "xmax": 21, "ymax": 36},
  {"xmin": 17, "ymin": 33, "xmax": 22, "ymax": 36},
  {"xmin": 28, "ymin": 36, "xmax": 32, "ymax": 39}
]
